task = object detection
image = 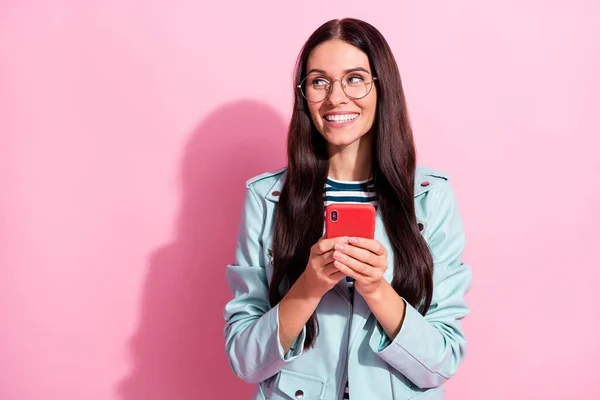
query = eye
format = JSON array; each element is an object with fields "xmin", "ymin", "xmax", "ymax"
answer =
[
  {"xmin": 310, "ymin": 77, "xmax": 330, "ymax": 88},
  {"xmin": 345, "ymin": 75, "xmax": 365, "ymax": 86}
]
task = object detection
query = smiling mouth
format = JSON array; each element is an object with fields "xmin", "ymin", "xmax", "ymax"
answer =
[{"xmin": 323, "ymin": 113, "xmax": 359, "ymax": 123}]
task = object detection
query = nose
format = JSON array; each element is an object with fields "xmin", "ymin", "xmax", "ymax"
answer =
[{"xmin": 326, "ymin": 79, "xmax": 347, "ymax": 106}]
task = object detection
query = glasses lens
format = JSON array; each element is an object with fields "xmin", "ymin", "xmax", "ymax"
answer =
[
  {"xmin": 342, "ymin": 71, "xmax": 374, "ymax": 99},
  {"xmin": 301, "ymin": 74, "xmax": 330, "ymax": 102}
]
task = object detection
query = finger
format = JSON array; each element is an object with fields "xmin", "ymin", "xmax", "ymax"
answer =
[
  {"xmin": 312, "ymin": 236, "xmax": 350, "ymax": 255},
  {"xmin": 321, "ymin": 261, "xmax": 341, "ymax": 276},
  {"xmin": 317, "ymin": 250, "xmax": 335, "ymax": 265},
  {"xmin": 333, "ymin": 250, "xmax": 373, "ymax": 276},
  {"xmin": 333, "ymin": 260, "xmax": 369, "ymax": 281},
  {"xmin": 328, "ymin": 270, "xmax": 346, "ymax": 283},
  {"xmin": 348, "ymin": 237, "xmax": 387, "ymax": 256},
  {"xmin": 334, "ymin": 243, "xmax": 381, "ymax": 268}
]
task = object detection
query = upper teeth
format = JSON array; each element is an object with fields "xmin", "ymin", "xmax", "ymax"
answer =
[{"xmin": 325, "ymin": 114, "xmax": 359, "ymax": 122}]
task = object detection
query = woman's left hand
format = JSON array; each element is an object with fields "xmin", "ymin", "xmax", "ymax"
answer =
[{"xmin": 332, "ymin": 237, "xmax": 389, "ymax": 297}]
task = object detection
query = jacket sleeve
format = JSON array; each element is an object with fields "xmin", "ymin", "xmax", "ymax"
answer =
[
  {"xmin": 368, "ymin": 179, "xmax": 472, "ymax": 389},
  {"xmin": 223, "ymin": 185, "xmax": 307, "ymax": 384}
]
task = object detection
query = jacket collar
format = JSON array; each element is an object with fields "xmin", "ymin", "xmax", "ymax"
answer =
[
  {"xmin": 264, "ymin": 167, "xmax": 444, "ymax": 202},
  {"xmin": 265, "ymin": 170, "xmax": 286, "ymax": 202}
]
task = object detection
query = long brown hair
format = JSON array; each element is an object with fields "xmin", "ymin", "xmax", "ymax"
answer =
[{"xmin": 269, "ymin": 18, "xmax": 434, "ymax": 349}]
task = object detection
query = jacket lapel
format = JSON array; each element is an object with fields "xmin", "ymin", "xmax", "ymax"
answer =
[{"xmin": 347, "ymin": 211, "xmax": 393, "ymax": 352}]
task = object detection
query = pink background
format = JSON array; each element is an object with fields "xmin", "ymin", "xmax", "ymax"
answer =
[{"xmin": 2, "ymin": 1, "xmax": 599, "ymax": 399}]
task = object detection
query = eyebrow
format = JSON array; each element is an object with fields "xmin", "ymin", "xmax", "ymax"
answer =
[{"xmin": 307, "ymin": 67, "xmax": 371, "ymax": 75}]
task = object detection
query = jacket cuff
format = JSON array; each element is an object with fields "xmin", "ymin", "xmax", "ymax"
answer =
[
  {"xmin": 276, "ymin": 303, "xmax": 307, "ymax": 361},
  {"xmin": 369, "ymin": 298, "xmax": 432, "ymax": 363}
]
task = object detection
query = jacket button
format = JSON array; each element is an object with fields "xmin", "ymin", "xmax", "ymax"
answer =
[
  {"xmin": 295, "ymin": 389, "xmax": 304, "ymax": 399},
  {"xmin": 271, "ymin": 190, "xmax": 281, "ymax": 196},
  {"xmin": 421, "ymin": 181, "xmax": 430, "ymax": 187}
]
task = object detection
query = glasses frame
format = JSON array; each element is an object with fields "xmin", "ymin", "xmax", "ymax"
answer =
[{"xmin": 297, "ymin": 71, "xmax": 378, "ymax": 103}]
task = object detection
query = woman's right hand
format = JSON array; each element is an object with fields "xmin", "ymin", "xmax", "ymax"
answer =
[{"xmin": 300, "ymin": 236, "xmax": 349, "ymax": 300}]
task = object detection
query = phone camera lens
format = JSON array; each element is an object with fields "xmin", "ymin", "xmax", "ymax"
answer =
[{"xmin": 331, "ymin": 210, "xmax": 338, "ymax": 222}]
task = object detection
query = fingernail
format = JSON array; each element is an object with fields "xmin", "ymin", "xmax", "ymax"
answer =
[
  {"xmin": 349, "ymin": 238, "xmax": 358, "ymax": 244},
  {"xmin": 334, "ymin": 244, "xmax": 344, "ymax": 251}
]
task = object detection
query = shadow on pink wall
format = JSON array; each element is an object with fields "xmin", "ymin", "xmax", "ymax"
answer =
[{"xmin": 117, "ymin": 99, "xmax": 287, "ymax": 399}]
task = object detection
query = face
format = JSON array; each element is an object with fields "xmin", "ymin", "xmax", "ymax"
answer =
[{"xmin": 304, "ymin": 39, "xmax": 378, "ymax": 149}]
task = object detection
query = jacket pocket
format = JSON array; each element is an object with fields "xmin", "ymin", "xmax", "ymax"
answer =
[
  {"xmin": 269, "ymin": 369, "xmax": 327, "ymax": 400},
  {"xmin": 409, "ymin": 385, "xmax": 444, "ymax": 399}
]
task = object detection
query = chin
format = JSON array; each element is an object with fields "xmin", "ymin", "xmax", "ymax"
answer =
[{"xmin": 323, "ymin": 130, "xmax": 364, "ymax": 147}]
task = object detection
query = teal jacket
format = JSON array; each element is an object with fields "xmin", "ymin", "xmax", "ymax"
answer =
[{"xmin": 223, "ymin": 166, "xmax": 472, "ymax": 400}]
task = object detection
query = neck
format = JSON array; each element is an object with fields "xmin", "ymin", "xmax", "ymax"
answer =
[{"xmin": 327, "ymin": 132, "xmax": 373, "ymax": 181}]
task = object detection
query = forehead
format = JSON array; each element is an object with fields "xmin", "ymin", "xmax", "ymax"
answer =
[{"xmin": 306, "ymin": 40, "xmax": 371, "ymax": 74}]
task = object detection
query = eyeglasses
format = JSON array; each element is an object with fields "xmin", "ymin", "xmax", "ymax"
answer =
[{"xmin": 297, "ymin": 70, "xmax": 378, "ymax": 103}]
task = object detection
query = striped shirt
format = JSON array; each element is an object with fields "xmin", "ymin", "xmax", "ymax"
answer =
[
  {"xmin": 324, "ymin": 176, "xmax": 377, "ymax": 400},
  {"xmin": 324, "ymin": 176, "xmax": 378, "ymax": 207}
]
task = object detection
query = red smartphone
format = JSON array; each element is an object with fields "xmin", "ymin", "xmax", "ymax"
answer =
[{"xmin": 325, "ymin": 203, "xmax": 376, "ymax": 239}]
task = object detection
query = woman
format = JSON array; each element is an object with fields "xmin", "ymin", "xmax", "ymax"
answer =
[{"xmin": 223, "ymin": 18, "xmax": 472, "ymax": 400}]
